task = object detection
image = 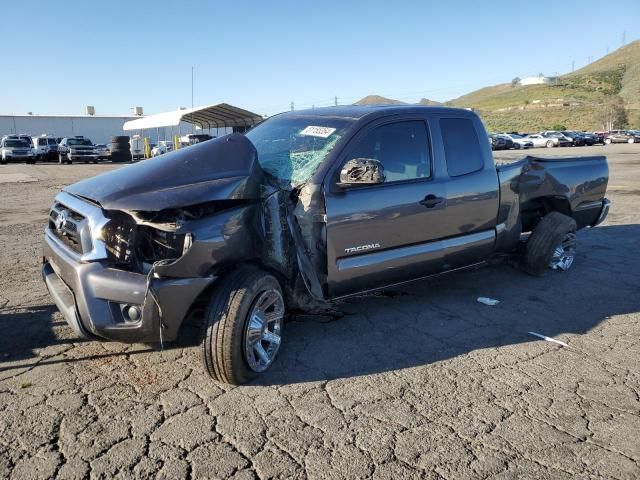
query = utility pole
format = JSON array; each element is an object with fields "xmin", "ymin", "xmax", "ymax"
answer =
[
  {"xmin": 622, "ymin": 31, "xmax": 626, "ymax": 46},
  {"xmin": 334, "ymin": 96, "xmax": 338, "ymax": 106},
  {"xmin": 571, "ymin": 60, "xmax": 575, "ymax": 72},
  {"xmin": 606, "ymin": 46, "xmax": 609, "ymax": 55},
  {"xmin": 290, "ymin": 101, "xmax": 294, "ymax": 111},
  {"xmin": 191, "ymin": 66, "xmax": 194, "ymax": 134}
]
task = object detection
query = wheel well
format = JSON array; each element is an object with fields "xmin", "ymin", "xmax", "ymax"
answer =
[
  {"xmin": 521, "ymin": 196, "xmax": 572, "ymax": 232},
  {"xmin": 183, "ymin": 261, "xmax": 293, "ymax": 328}
]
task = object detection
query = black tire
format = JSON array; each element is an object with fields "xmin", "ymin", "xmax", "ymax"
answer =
[
  {"xmin": 0, "ymin": 158, "xmax": 6, "ymax": 165},
  {"xmin": 110, "ymin": 152, "xmax": 131, "ymax": 163},
  {"xmin": 201, "ymin": 268, "xmax": 284, "ymax": 385},
  {"xmin": 522, "ymin": 212, "xmax": 577, "ymax": 276},
  {"xmin": 111, "ymin": 135, "xmax": 130, "ymax": 144}
]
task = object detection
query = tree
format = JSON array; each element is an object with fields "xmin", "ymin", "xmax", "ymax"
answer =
[
  {"xmin": 552, "ymin": 124, "xmax": 566, "ymax": 131},
  {"xmin": 511, "ymin": 77, "xmax": 521, "ymax": 87},
  {"xmin": 596, "ymin": 97, "xmax": 628, "ymax": 131}
]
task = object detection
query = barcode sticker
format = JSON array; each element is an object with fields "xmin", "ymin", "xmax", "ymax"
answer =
[{"xmin": 300, "ymin": 126, "xmax": 336, "ymax": 138}]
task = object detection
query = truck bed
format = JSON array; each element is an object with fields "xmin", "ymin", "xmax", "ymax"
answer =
[{"xmin": 496, "ymin": 155, "xmax": 609, "ymax": 234}]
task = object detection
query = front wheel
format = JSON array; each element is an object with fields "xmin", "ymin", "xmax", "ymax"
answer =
[
  {"xmin": 522, "ymin": 212, "xmax": 577, "ymax": 276},
  {"xmin": 546, "ymin": 140, "xmax": 555, "ymax": 148},
  {"xmin": 628, "ymin": 138, "xmax": 635, "ymax": 144},
  {"xmin": 201, "ymin": 268, "xmax": 285, "ymax": 384},
  {"xmin": 604, "ymin": 138, "xmax": 612, "ymax": 145}
]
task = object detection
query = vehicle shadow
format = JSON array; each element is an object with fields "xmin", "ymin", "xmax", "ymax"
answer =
[
  {"xmin": 0, "ymin": 304, "xmax": 87, "ymax": 368},
  {"xmin": 256, "ymin": 223, "xmax": 640, "ymax": 385},
  {"xmin": 0, "ymin": 224, "xmax": 637, "ymax": 383}
]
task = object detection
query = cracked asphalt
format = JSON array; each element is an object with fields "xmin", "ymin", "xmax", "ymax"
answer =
[{"xmin": 0, "ymin": 144, "xmax": 639, "ymax": 479}]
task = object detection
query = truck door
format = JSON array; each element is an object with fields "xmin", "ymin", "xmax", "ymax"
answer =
[
  {"xmin": 323, "ymin": 115, "xmax": 499, "ymax": 298},
  {"xmin": 324, "ymin": 118, "xmax": 451, "ymax": 297},
  {"xmin": 432, "ymin": 115, "xmax": 500, "ymax": 269}
]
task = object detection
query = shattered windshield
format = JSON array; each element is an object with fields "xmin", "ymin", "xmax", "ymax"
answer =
[{"xmin": 246, "ymin": 116, "xmax": 353, "ymax": 189}]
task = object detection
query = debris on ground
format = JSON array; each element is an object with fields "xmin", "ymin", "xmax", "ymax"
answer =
[
  {"xmin": 477, "ymin": 297, "xmax": 500, "ymax": 306},
  {"xmin": 528, "ymin": 331, "xmax": 568, "ymax": 347}
]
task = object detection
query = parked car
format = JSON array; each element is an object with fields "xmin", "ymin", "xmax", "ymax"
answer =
[
  {"xmin": 500, "ymin": 133, "xmax": 533, "ymax": 149},
  {"xmin": 578, "ymin": 132, "xmax": 597, "ymax": 146},
  {"xmin": 561, "ymin": 131, "xmax": 586, "ymax": 146},
  {"xmin": 542, "ymin": 132, "xmax": 573, "ymax": 147},
  {"xmin": 592, "ymin": 131, "xmax": 608, "ymax": 144},
  {"xmin": 1, "ymin": 137, "xmax": 36, "ymax": 164},
  {"xmin": 151, "ymin": 140, "xmax": 174, "ymax": 157},
  {"xmin": 33, "ymin": 136, "xmax": 60, "ymax": 161},
  {"xmin": 94, "ymin": 144, "xmax": 111, "ymax": 160},
  {"xmin": 42, "ymin": 105, "xmax": 611, "ymax": 384},
  {"xmin": 179, "ymin": 133, "xmax": 214, "ymax": 146},
  {"xmin": 488, "ymin": 133, "xmax": 513, "ymax": 150},
  {"xmin": 604, "ymin": 130, "xmax": 640, "ymax": 144},
  {"xmin": 524, "ymin": 134, "xmax": 557, "ymax": 148},
  {"xmin": 58, "ymin": 136, "xmax": 99, "ymax": 164}
]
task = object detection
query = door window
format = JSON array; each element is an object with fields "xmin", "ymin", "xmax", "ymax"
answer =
[
  {"xmin": 343, "ymin": 121, "xmax": 431, "ymax": 183},
  {"xmin": 440, "ymin": 118, "xmax": 483, "ymax": 177}
]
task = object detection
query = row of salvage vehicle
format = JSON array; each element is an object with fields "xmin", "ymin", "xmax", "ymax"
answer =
[
  {"xmin": 0, "ymin": 134, "xmax": 111, "ymax": 164},
  {"xmin": 489, "ymin": 129, "xmax": 640, "ymax": 150}
]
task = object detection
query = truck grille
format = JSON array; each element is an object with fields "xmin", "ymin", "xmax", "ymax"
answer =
[{"xmin": 49, "ymin": 204, "xmax": 87, "ymax": 254}]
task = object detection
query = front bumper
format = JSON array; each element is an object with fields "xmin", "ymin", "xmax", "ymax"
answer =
[
  {"xmin": 68, "ymin": 153, "xmax": 99, "ymax": 161},
  {"xmin": 42, "ymin": 228, "xmax": 215, "ymax": 343}
]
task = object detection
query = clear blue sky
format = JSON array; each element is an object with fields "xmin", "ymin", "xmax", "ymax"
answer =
[{"xmin": 2, "ymin": 0, "xmax": 638, "ymax": 117}]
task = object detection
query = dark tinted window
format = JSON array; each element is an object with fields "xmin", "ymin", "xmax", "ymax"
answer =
[
  {"xmin": 345, "ymin": 121, "xmax": 430, "ymax": 182},
  {"xmin": 440, "ymin": 118, "xmax": 483, "ymax": 177}
]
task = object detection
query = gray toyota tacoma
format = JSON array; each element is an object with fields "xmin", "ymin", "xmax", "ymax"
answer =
[{"xmin": 42, "ymin": 105, "xmax": 610, "ymax": 384}]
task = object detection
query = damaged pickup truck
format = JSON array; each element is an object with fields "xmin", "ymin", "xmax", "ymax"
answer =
[{"xmin": 42, "ymin": 106, "xmax": 610, "ymax": 384}]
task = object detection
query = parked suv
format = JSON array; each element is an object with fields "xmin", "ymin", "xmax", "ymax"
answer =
[
  {"xmin": 34, "ymin": 136, "xmax": 60, "ymax": 161},
  {"xmin": 604, "ymin": 130, "xmax": 640, "ymax": 144},
  {"xmin": 58, "ymin": 136, "xmax": 99, "ymax": 164},
  {"xmin": 0, "ymin": 136, "xmax": 36, "ymax": 164}
]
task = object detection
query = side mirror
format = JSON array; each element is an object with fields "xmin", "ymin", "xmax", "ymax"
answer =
[{"xmin": 338, "ymin": 158, "xmax": 385, "ymax": 187}]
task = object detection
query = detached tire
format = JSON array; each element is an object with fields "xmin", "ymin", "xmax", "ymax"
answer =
[
  {"xmin": 201, "ymin": 268, "xmax": 285, "ymax": 385},
  {"xmin": 523, "ymin": 212, "xmax": 577, "ymax": 276}
]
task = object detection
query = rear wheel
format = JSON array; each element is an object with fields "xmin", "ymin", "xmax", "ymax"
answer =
[
  {"xmin": 201, "ymin": 268, "xmax": 285, "ymax": 384},
  {"xmin": 604, "ymin": 138, "xmax": 612, "ymax": 145},
  {"xmin": 522, "ymin": 212, "xmax": 577, "ymax": 276},
  {"xmin": 546, "ymin": 140, "xmax": 554, "ymax": 148},
  {"xmin": 628, "ymin": 138, "xmax": 635, "ymax": 144}
]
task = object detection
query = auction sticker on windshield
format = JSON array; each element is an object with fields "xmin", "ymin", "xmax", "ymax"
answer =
[{"xmin": 300, "ymin": 126, "xmax": 336, "ymax": 138}]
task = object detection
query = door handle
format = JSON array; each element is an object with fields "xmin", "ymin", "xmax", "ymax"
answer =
[{"xmin": 419, "ymin": 194, "xmax": 445, "ymax": 208}]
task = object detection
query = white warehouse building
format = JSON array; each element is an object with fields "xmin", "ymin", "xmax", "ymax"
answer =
[
  {"xmin": 0, "ymin": 113, "xmax": 140, "ymax": 145},
  {"xmin": 518, "ymin": 75, "xmax": 558, "ymax": 86},
  {"xmin": 0, "ymin": 103, "xmax": 263, "ymax": 146}
]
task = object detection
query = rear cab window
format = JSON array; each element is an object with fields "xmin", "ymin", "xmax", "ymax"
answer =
[{"xmin": 440, "ymin": 118, "xmax": 483, "ymax": 177}]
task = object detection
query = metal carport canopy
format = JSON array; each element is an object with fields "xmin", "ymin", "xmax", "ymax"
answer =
[{"xmin": 122, "ymin": 103, "xmax": 263, "ymax": 131}]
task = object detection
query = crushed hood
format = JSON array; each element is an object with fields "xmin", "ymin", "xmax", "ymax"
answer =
[{"xmin": 65, "ymin": 134, "xmax": 265, "ymax": 211}]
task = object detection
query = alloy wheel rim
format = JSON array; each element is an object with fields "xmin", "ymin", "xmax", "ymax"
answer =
[
  {"xmin": 244, "ymin": 289, "xmax": 284, "ymax": 372},
  {"xmin": 549, "ymin": 232, "xmax": 576, "ymax": 271}
]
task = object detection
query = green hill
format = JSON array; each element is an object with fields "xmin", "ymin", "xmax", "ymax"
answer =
[{"xmin": 448, "ymin": 40, "xmax": 640, "ymax": 130}]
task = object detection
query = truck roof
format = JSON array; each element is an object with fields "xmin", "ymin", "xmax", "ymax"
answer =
[{"xmin": 273, "ymin": 105, "xmax": 477, "ymax": 121}]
